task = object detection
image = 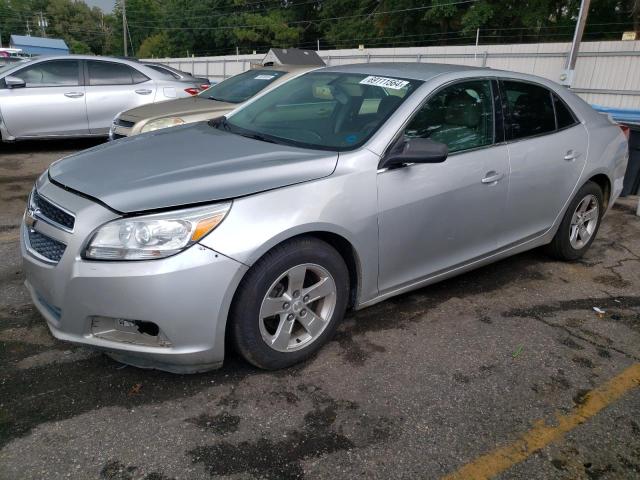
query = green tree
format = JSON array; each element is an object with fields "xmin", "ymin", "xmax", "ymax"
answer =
[{"xmin": 137, "ymin": 32, "xmax": 172, "ymax": 58}]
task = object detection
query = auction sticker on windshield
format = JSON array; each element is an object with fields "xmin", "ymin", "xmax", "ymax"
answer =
[
  {"xmin": 254, "ymin": 74, "xmax": 276, "ymax": 80},
  {"xmin": 359, "ymin": 76, "xmax": 409, "ymax": 90}
]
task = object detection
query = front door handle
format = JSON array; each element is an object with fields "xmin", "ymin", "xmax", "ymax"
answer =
[
  {"xmin": 64, "ymin": 92, "xmax": 84, "ymax": 98},
  {"xmin": 564, "ymin": 150, "xmax": 579, "ymax": 161},
  {"xmin": 135, "ymin": 89, "xmax": 152, "ymax": 95},
  {"xmin": 481, "ymin": 171, "xmax": 505, "ymax": 184}
]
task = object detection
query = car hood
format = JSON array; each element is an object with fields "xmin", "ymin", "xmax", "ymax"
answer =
[
  {"xmin": 120, "ymin": 96, "xmax": 237, "ymax": 121},
  {"xmin": 49, "ymin": 123, "xmax": 338, "ymax": 213}
]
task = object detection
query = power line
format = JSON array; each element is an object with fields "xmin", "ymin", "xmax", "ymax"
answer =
[{"xmin": 127, "ymin": 0, "xmax": 479, "ymax": 31}]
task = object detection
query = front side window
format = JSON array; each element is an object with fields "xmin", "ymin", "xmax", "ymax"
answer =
[
  {"xmin": 405, "ymin": 79, "xmax": 494, "ymax": 153},
  {"xmin": 12, "ymin": 60, "xmax": 79, "ymax": 87},
  {"xmin": 503, "ymin": 81, "xmax": 555, "ymax": 140},
  {"xmin": 200, "ymin": 69, "xmax": 287, "ymax": 104},
  {"xmin": 88, "ymin": 61, "xmax": 147, "ymax": 86},
  {"xmin": 224, "ymin": 72, "xmax": 422, "ymax": 151}
]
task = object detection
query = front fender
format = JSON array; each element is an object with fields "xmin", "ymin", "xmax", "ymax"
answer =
[{"xmin": 199, "ymin": 151, "xmax": 381, "ymax": 305}]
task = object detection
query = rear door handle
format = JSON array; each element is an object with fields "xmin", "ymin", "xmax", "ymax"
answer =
[
  {"xmin": 135, "ymin": 89, "xmax": 152, "ymax": 95},
  {"xmin": 64, "ymin": 92, "xmax": 84, "ymax": 98},
  {"xmin": 481, "ymin": 171, "xmax": 505, "ymax": 184}
]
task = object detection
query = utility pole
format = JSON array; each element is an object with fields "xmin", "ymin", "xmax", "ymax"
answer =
[
  {"xmin": 561, "ymin": 0, "xmax": 591, "ymax": 87},
  {"xmin": 122, "ymin": 0, "xmax": 128, "ymax": 57},
  {"xmin": 38, "ymin": 12, "xmax": 48, "ymax": 37},
  {"xmin": 317, "ymin": 38, "xmax": 320, "ymax": 52},
  {"xmin": 26, "ymin": 19, "xmax": 31, "ymax": 36},
  {"xmin": 474, "ymin": 28, "xmax": 480, "ymax": 61}
]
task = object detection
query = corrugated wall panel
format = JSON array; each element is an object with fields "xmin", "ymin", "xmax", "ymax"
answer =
[{"xmin": 146, "ymin": 41, "xmax": 640, "ymax": 109}]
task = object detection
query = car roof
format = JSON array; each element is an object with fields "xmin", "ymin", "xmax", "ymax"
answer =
[
  {"xmin": 14, "ymin": 54, "xmax": 145, "ymax": 64},
  {"xmin": 256, "ymin": 64, "xmax": 319, "ymax": 74},
  {"xmin": 0, "ymin": 54, "xmax": 178, "ymax": 80},
  {"xmin": 319, "ymin": 62, "xmax": 490, "ymax": 82}
]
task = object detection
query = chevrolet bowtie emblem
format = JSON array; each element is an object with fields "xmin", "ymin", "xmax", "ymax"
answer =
[{"xmin": 25, "ymin": 207, "xmax": 38, "ymax": 229}]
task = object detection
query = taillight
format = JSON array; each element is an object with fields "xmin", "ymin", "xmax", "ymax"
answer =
[
  {"xmin": 619, "ymin": 124, "xmax": 630, "ymax": 140},
  {"xmin": 184, "ymin": 87, "xmax": 200, "ymax": 96},
  {"xmin": 200, "ymin": 83, "xmax": 210, "ymax": 91}
]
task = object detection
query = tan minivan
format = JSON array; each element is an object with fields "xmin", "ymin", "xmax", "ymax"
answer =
[{"xmin": 109, "ymin": 64, "xmax": 317, "ymax": 139}]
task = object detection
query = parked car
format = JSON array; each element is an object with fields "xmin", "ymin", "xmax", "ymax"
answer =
[
  {"xmin": 22, "ymin": 63, "xmax": 628, "ymax": 373},
  {"xmin": 140, "ymin": 62, "xmax": 211, "ymax": 91},
  {"xmin": 109, "ymin": 64, "xmax": 316, "ymax": 139},
  {"xmin": 0, "ymin": 55, "xmax": 201, "ymax": 141}
]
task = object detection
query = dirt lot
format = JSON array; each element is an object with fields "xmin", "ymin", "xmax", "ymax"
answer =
[{"xmin": 1, "ymin": 140, "xmax": 640, "ymax": 480}]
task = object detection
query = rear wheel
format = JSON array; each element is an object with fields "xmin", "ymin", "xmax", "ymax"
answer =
[
  {"xmin": 230, "ymin": 237, "xmax": 349, "ymax": 370},
  {"xmin": 546, "ymin": 181, "xmax": 604, "ymax": 260}
]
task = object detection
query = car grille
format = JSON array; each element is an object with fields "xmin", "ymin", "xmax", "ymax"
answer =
[
  {"xmin": 33, "ymin": 191, "xmax": 75, "ymax": 231},
  {"xmin": 114, "ymin": 118, "xmax": 135, "ymax": 128},
  {"xmin": 27, "ymin": 229, "xmax": 66, "ymax": 263}
]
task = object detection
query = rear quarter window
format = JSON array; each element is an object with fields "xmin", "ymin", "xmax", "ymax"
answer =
[{"xmin": 553, "ymin": 94, "xmax": 578, "ymax": 129}]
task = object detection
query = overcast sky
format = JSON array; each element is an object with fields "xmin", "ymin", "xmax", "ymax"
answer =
[{"xmin": 84, "ymin": 0, "xmax": 115, "ymax": 12}]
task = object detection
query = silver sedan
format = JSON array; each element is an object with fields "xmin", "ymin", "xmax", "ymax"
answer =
[
  {"xmin": 0, "ymin": 55, "xmax": 201, "ymax": 141},
  {"xmin": 21, "ymin": 63, "xmax": 628, "ymax": 372}
]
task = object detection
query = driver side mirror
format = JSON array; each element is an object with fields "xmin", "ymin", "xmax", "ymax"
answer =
[
  {"xmin": 5, "ymin": 76, "xmax": 26, "ymax": 89},
  {"xmin": 381, "ymin": 136, "xmax": 448, "ymax": 169}
]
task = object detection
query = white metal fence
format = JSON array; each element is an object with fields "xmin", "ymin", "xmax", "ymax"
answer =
[{"xmin": 144, "ymin": 40, "xmax": 640, "ymax": 109}]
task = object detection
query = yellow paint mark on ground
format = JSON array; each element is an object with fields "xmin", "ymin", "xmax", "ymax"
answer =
[{"xmin": 443, "ymin": 363, "xmax": 640, "ymax": 480}]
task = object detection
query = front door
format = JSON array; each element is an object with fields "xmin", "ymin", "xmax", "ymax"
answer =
[
  {"xmin": 0, "ymin": 59, "xmax": 88, "ymax": 138},
  {"xmin": 377, "ymin": 79, "xmax": 510, "ymax": 292}
]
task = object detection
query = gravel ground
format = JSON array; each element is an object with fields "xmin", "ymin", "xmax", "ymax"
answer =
[{"xmin": 1, "ymin": 140, "xmax": 639, "ymax": 480}]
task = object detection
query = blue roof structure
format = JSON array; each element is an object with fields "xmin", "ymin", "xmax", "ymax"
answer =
[
  {"xmin": 591, "ymin": 105, "xmax": 640, "ymax": 127},
  {"xmin": 9, "ymin": 35, "xmax": 69, "ymax": 55}
]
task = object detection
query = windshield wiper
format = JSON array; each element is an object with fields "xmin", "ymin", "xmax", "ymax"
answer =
[
  {"xmin": 238, "ymin": 132, "xmax": 278, "ymax": 144},
  {"xmin": 208, "ymin": 95, "xmax": 226, "ymax": 102},
  {"xmin": 209, "ymin": 117, "xmax": 279, "ymax": 144}
]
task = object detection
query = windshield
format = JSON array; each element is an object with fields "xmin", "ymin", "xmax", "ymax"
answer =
[
  {"xmin": 223, "ymin": 71, "xmax": 422, "ymax": 151},
  {"xmin": 199, "ymin": 69, "xmax": 286, "ymax": 103},
  {"xmin": 0, "ymin": 64, "xmax": 15, "ymax": 75}
]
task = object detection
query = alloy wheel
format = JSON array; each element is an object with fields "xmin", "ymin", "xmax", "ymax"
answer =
[
  {"xmin": 259, "ymin": 263, "xmax": 337, "ymax": 352},
  {"xmin": 569, "ymin": 194, "xmax": 599, "ymax": 250}
]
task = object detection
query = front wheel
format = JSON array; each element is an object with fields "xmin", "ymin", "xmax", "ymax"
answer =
[
  {"xmin": 546, "ymin": 181, "xmax": 604, "ymax": 260},
  {"xmin": 230, "ymin": 237, "xmax": 349, "ymax": 370}
]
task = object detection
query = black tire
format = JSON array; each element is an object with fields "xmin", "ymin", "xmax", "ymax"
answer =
[
  {"xmin": 546, "ymin": 181, "xmax": 604, "ymax": 261},
  {"xmin": 229, "ymin": 237, "xmax": 349, "ymax": 370}
]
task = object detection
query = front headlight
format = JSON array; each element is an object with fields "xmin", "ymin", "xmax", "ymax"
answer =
[
  {"xmin": 84, "ymin": 203, "xmax": 231, "ymax": 260},
  {"xmin": 141, "ymin": 117, "xmax": 185, "ymax": 133}
]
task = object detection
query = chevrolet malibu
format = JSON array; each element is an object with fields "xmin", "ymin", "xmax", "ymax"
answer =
[{"xmin": 21, "ymin": 63, "xmax": 628, "ymax": 372}]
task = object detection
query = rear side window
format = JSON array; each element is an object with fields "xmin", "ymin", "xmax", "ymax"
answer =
[
  {"xmin": 502, "ymin": 81, "xmax": 555, "ymax": 140},
  {"xmin": 405, "ymin": 79, "xmax": 494, "ymax": 153},
  {"xmin": 87, "ymin": 61, "xmax": 148, "ymax": 86},
  {"xmin": 13, "ymin": 60, "xmax": 79, "ymax": 87},
  {"xmin": 553, "ymin": 94, "xmax": 578, "ymax": 129}
]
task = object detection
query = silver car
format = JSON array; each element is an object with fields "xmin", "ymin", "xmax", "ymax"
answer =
[
  {"xmin": 21, "ymin": 63, "xmax": 628, "ymax": 373},
  {"xmin": 140, "ymin": 62, "xmax": 212, "ymax": 90},
  {"xmin": 0, "ymin": 55, "xmax": 200, "ymax": 141}
]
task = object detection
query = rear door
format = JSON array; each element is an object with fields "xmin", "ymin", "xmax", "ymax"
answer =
[
  {"xmin": 0, "ymin": 59, "xmax": 87, "ymax": 137},
  {"xmin": 499, "ymin": 80, "xmax": 587, "ymax": 246},
  {"xmin": 84, "ymin": 60, "xmax": 157, "ymax": 134}
]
